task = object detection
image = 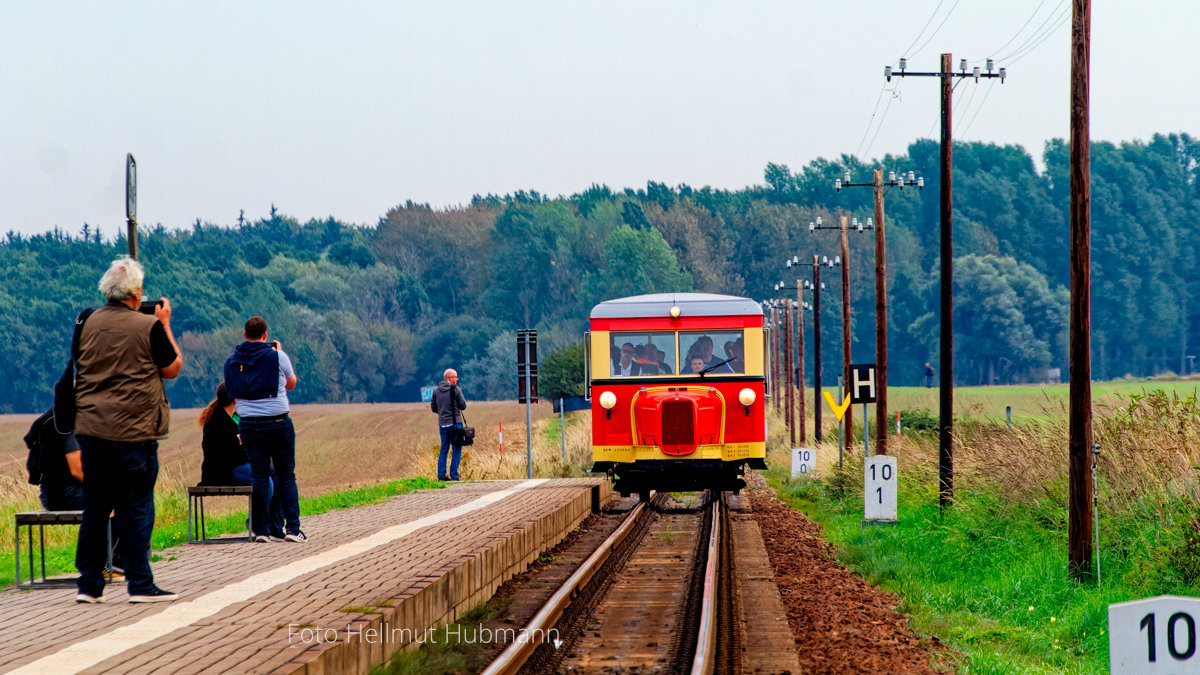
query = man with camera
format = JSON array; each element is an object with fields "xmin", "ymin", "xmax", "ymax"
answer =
[
  {"xmin": 431, "ymin": 368, "xmax": 467, "ymax": 481},
  {"xmin": 73, "ymin": 257, "xmax": 181, "ymax": 604},
  {"xmin": 225, "ymin": 316, "xmax": 303, "ymax": 543}
]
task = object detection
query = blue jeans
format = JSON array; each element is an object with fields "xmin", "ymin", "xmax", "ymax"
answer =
[
  {"xmin": 75, "ymin": 436, "xmax": 159, "ymax": 596},
  {"xmin": 239, "ymin": 417, "xmax": 300, "ymax": 536},
  {"xmin": 438, "ymin": 424, "xmax": 463, "ymax": 480},
  {"xmin": 232, "ymin": 463, "xmax": 284, "ymax": 537}
]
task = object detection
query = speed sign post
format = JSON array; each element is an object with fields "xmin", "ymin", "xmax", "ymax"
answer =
[
  {"xmin": 863, "ymin": 455, "xmax": 897, "ymax": 524},
  {"xmin": 791, "ymin": 447, "xmax": 817, "ymax": 478}
]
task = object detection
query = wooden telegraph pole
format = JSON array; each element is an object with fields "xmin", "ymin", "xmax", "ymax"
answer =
[
  {"xmin": 784, "ymin": 300, "xmax": 795, "ymax": 445},
  {"xmin": 812, "ymin": 257, "xmax": 824, "ymax": 442},
  {"xmin": 770, "ymin": 303, "xmax": 780, "ymax": 412},
  {"xmin": 796, "ymin": 283, "xmax": 806, "ymax": 444},
  {"xmin": 834, "ymin": 169, "xmax": 923, "ymax": 456},
  {"xmin": 840, "ymin": 216, "xmax": 852, "ymax": 457},
  {"xmin": 1067, "ymin": 0, "xmax": 1094, "ymax": 581},
  {"xmin": 885, "ymin": 54, "xmax": 1006, "ymax": 507}
]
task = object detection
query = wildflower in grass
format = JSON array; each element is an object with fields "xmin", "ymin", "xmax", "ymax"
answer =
[
  {"xmin": 1028, "ymin": 606, "xmax": 1034, "ymax": 612},
  {"xmin": 1050, "ymin": 617, "xmax": 1056, "ymax": 622}
]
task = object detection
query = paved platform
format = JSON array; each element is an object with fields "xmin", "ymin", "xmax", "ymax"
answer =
[{"xmin": 0, "ymin": 478, "xmax": 609, "ymax": 675}]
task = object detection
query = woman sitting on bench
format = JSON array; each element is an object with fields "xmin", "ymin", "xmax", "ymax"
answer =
[{"xmin": 198, "ymin": 383, "xmax": 284, "ymax": 539}]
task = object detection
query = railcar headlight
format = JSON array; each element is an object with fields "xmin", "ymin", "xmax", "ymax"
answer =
[
  {"xmin": 738, "ymin": 388, "xmax": 756, "ymax": 406},
  {"xmin": 599, "ymin": 391, "xmax": 617, "ymax": 409}
]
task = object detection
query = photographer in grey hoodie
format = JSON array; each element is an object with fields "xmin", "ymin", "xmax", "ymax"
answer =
[{"xmin": 430, "ymin": 369, "xmax": 467, "ymax": 481}]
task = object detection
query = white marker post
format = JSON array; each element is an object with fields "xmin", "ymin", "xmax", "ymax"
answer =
[
  {"xmin": 791, "ymin": 448, "xmax": 817, "ymax": 478},
  {"xmin": 1109, "ymin": 596, "xmax": 1200, "ymax": 673},
  {"xmin": 863, "ymin": 455, "xmax": 897, "ymax": 524}
]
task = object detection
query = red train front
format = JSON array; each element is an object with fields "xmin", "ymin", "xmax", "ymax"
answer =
[{"xmin": 588, "ymin": 293, "xmax": 768, "ymax": 497}]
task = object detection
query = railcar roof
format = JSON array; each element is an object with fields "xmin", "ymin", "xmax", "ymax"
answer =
[{"xmin": 590, "ymin": 293, "xmax": 762, "ymax": 319}]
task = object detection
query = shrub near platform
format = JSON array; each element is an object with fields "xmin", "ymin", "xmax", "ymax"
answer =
[{"xmin": 765, "ymin": 390, "xmax": 1200, "ymax": 674}]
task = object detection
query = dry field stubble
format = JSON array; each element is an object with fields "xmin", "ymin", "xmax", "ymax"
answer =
[
  {"xmin": 766, "ymin": 391, "xmax": 1200, "ymax": 528},
  {"xmin": 0, "ymin": 401, "xmax": 590, "ymax": 550}
]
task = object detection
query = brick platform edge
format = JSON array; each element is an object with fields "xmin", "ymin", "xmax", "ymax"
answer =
[{"xmin": 274, "ymin": 481, "xmax": 611, "ymax": 675}]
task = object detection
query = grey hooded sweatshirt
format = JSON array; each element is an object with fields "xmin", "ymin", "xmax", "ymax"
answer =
[{"xmin": 431, "ymin": 380, "xmax": 467, "ymax": 426}]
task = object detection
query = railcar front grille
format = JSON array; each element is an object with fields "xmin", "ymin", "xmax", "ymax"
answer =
[{"xmin": 661, "ymin": 401, "xmax": 695, "ymax": 455}]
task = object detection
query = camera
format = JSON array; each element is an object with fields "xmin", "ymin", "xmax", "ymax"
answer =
[{"xmin": 138, "ymin": 299, "xmax": 163, "ymax": 315}]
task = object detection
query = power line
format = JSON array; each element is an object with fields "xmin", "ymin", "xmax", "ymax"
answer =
[
  {"xmin": 1005, "ymin": 8, "xmax": 1071, "ymax": 65},
  {"xmin": 900, "ymin": 0, "xmax": 947, "ymax": 59},
  {"xmin": 855, "ymin": 83, "xmax": 891, "ymax": 159},
  {"xmin": 862, "ymin": 86, "xmax": 900, "ymax": 160},
  {"xmin": 908, "ymin": 0, "xmax": 962, "ymax": 61},
  {"xmin": 969, "ymin": 0, "xmax": 1056, "ymax": 63},
  {"xmin": 996, "ymin": 1, "xmax": 1069, "ymax": 62},
  {"xmin": 958, "ymin": 81, "xmax": 996, "ymax": 139}
]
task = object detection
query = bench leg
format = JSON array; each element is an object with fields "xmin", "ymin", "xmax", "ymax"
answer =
[
  {"xmin": 187, "ymin": 493, "xmax": 194, "ymax": 543},
  {"xmin": 247, "ymin": 493, "xmax": 253, "ymax": 542},
  {"xmin": 39, "ymin": 524, "xmax": 46, "ymax": 583},
  {"xmin": 13, "ymin": 523, "xmax": 19, "ymax": 588}
]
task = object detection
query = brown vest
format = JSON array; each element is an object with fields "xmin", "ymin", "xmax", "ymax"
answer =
[{"xmin": 74, "ymin": 303, "xmax": 171, "ymax": 442}]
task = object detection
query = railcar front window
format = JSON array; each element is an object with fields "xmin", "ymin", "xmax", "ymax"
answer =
[
  {"xmin": 609, "ymin": 332, "xmax": 676, "ymax": 376},
  {"xmin": 679, "ymin": 330, "xmax": 745, "ymax": 374}
]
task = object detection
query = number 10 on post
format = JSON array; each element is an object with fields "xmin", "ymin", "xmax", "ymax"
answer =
[{"xmin": 864, "ymin": 456, "xmax": 897, "ymax": 523}]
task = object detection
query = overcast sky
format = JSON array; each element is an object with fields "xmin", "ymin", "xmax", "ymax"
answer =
[{"xmin": 2, "ymin": 2, "xmax": 1196, "ymax": 236}]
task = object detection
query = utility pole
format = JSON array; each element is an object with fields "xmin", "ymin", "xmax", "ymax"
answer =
[
  {"xmin": 835, "ymin": 169, "xmax": 923, "ymax": 456},
  {"xmin": 784, "ymin": 299, "xmax": 795, "ymax": 445},
  {"xmin": 839, "ymin": 216, "xmax": 852, "ymax": 458},
  {"xmin": 1068, "ymin": 0, "xmax": 1094, "ymax": 581},
  {"xmin": 885, "ymin": 54, "xmax": 1006, "ymax": 507},
  {"xmin": 770, "ymin": 302, "xmax": 780, "ymax": 412},
  {"xmin": 812, "ymin": 259, "xmax": 824, "ymax": 442},
  {"xmin": 780, "ymin": 268, "xmax": 815, "ymax": 444}
]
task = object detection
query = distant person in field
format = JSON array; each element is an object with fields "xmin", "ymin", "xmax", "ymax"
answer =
[
  {"xmin": 198, "ymin": 382, "xmax": 284, "ymax": 537},
  {"xmin": 924, "ymin": 362, "xmax": 935, "ymax": 388},
  {"xmin": 612, "ymin": 342, "xmax": 644, "ymax": 376},
  {"xmin": 224, "ymin": 316, "xmax": 303, "ymax": 543},
  {"xmin": 74, "ymin": 256, "xmax": 181, "ymax": 604},
  {"xmin": 431, "ymin": 368, "xmax": 468, "ymax": 481}
]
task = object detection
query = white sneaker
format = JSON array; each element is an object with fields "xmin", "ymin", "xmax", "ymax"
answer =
[
  {"xmin": 284, "ymin": 530, "xmax": 308, "ymax": 543},
  {"xmin": 75, "ymin": 592, "xmax": 105, "ymax": 604}
]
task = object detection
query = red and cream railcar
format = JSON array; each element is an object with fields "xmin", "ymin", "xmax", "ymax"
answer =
[{"xmin": 588, "ymin": 293, "xmax": 768, "ymax": 496}]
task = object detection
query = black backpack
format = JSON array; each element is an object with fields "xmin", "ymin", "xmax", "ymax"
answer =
[
  {"xmin": 224, "ymin": 343, "xmax": 280, "ymax": 400},
  {"xmin": 23, "ymin": 410, "xmax": 56, "ymax": 486}
]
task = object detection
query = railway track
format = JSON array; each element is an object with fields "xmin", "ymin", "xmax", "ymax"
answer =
[{"xmin": 482, "ymin": 491, "xmax": 735, "ymax": 675}]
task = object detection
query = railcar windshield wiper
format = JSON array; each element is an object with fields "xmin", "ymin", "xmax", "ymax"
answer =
[{"xmin": 698, "ymin": 357, "xmax": 734, "ymax": 377}]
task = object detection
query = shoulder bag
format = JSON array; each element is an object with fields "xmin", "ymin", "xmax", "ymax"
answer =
[
  {"xmin": 52, "ymin": 308, "xmax": 93, "ymax": 434},
  {"xmin": 451, "ymin": 385, "xmax": 475, "ymax": 446}
]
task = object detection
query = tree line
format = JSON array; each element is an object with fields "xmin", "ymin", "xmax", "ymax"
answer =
[{"xmin": 1, "ymin": 133, "xmax": 1197, "ymax": 414}]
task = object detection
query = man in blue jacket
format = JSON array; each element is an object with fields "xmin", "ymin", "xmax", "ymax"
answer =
[{"xmin": 224, "ymin": 316, "xmax": 303, "ymax": 542}]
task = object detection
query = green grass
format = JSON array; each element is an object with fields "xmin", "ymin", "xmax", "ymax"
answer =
[
  {"xmin": 3, "ymin": 476, "xmax": 443, "ymax": 590},
  {"xmin": 766, "ymin": 466, "xmax": 1200, "ymax": 674},
  {"xmin": 372, "ymin": 598, "xmax": 512, "ymax": 675}
]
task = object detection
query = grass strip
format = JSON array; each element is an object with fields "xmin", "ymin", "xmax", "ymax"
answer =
[
  {"xmin": 3, "ymin": 476, "xmax": 444, "ymax": 590},
  {"xmin": 765, "ymin": 465, "xmax": 1200, "ymax": 674}
]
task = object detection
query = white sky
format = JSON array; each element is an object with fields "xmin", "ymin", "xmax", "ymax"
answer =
[{"xmin": 2, "ymin": 2, "xmax": 1195, "ymax": 236}]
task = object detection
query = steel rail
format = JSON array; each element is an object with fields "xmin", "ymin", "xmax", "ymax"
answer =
[
  {"xmin": 689, "ymin": 495, "xmax": 721, "ymax": 675},
  {"xmin": 480, "ymin": 493, "xmax": 654, "ymax": 675}
]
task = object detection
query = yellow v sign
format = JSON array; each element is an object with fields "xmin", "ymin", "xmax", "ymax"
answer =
[{"xmin": 822, "ymin": 391, "xmax": 852, "ymax": 421}]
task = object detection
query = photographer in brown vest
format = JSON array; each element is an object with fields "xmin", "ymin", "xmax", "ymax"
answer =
[{"xmin": 73, "ymin": 257, "xmax": 181, "ymax": 604}]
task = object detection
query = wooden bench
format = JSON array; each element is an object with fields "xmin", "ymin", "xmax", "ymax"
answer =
[
  {"xmin": 187, "ymin": 485, "xmax": 253, "ymax": 543},
  {"xmin": 14, "ymin": 510, "xmax": 112, "ymax": 589}
]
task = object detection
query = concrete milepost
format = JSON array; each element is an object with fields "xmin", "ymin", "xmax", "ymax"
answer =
[
  {"xmin": 1109, "ymin": 596, "xmax": 1200, "ymax": 673},
  {"xmin": 791, "ymin": 447, "xmax": 817, "ymax": 478},
  {"xmin": 863, "ymin": 455, "xmax": 897, "ymax": 523}
]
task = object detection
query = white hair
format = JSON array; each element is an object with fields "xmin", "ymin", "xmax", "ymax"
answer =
[{"xmin": 98, "ymin": 256, "xmax": 145, "ymax": 301}]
